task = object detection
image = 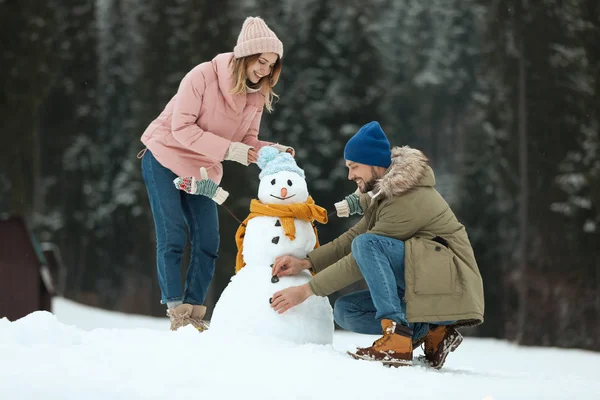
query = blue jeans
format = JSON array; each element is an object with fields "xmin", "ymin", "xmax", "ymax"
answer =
[
  {"xmin": 141, "ymin": 150, "xmax": 219, "ymax": 305},
  {"xmin": 333, "ymin": 233, "xmax": 451, "ymax": 341}
]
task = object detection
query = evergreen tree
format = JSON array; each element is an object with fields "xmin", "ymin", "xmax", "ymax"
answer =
[
  {"xmin": 474, "ymin": 0, "xmax": 599, "ymax": 348},
  {"xmin": 0, "ymin": 1, "xmax": 61, "ymax": 217},
  {"xmin": 38, "ymin": 0, "xmax": 100, "ymax": 300}
]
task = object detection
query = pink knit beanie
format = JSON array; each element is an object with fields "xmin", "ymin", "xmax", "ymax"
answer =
[{"xmin": 233, "ymin": 17, "xmax": 283, "ymax": 59}]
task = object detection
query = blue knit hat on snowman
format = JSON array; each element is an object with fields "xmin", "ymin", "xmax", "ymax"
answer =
[{"xmin": 257, "ymin": 146, "xmax": 305, "ymax": 180}]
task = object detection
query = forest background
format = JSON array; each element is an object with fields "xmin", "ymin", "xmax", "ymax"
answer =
[{"xmin": 1, "ymin": 0, "xmax": 598, "ymax": 350}]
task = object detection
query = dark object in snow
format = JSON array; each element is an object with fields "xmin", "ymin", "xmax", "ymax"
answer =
[
  {"xmin": 275, "ymin": 220, "xmax": 281, "ymax": 227},
  {"xmin": 271, "ymin": 275, "xmax": 279, "ymax": 283},
  {"xmin": 0, "ymin": 215, "xmax": 64, "ymax": 321},
  {"xmin": 272, "ymin": 236, "xmax": 280, "ymax": 244},
  {"xmin": 269, "ymin": 297, "xmax": 273, "ymax": 304}
]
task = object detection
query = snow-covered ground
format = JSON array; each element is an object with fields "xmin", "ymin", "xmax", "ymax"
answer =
[{"xmin": 1, "ymin": 297, "xmax": 599, "ymax": 400}]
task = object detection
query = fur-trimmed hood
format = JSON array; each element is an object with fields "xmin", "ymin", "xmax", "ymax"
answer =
[{"xmin": 373, "ymin": 146, "xmax": 435, "ymax": 199}]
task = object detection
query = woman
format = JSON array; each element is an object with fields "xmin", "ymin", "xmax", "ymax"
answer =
[{"xmin": 140, "ymin": 16, "xmax": 293, "ymax": 331}]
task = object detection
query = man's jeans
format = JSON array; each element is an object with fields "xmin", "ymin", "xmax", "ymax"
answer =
[
  {"xmin": 333, "ymin": 233, "xmax": 452, "ymax": 341},
  {"xmin": 141, "ymin": 150, "xmax": 219, "ymax": 306}
]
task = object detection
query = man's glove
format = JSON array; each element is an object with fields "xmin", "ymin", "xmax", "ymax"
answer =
[
  {"xmin": 173, "ymin": 167, "xmax": 229, "ymax": 205},
  {"xmin": 224, "ymin": 142, "xmax": 253, "ymax": 166},
  {"xmin": 334, "ymin": 192, "xmax": 364, "ymax": 217}
]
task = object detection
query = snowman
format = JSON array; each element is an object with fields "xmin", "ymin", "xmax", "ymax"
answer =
[{"xmin": 209, "ymin": 147, "xmax": 334, "ymax": 345}]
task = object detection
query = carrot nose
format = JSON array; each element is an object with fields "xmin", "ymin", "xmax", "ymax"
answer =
[{"xmin": 280, "ymin": 188, "xmax": 288, "ymax": 198}]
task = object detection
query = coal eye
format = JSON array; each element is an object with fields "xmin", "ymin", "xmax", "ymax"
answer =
[
  {"xmin": 287, "ymin": 180, "xmax": 293, "ymax": 186},
  {"xmin": 271, "ymin": 179, "xmax": 276, "ymax": 185}
]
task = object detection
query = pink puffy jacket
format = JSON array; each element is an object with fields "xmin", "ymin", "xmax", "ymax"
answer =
[{"xmin": 141, "ymin": 52, "xmax": 276, "ymax": 184}]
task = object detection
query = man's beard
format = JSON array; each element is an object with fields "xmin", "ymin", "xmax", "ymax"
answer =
[
  {"xmin": 359, "ymin": 167, "xmax": 382, "ymax": 193},
  {"xmin": 361, "ymin": 178, "xmax": 377, "ymax": 193}
]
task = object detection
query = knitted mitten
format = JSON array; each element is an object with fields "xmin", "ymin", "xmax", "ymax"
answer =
[
  {"xmin": 173, "ymin": 167, "xmax": 229, "ymax": 205},
  {"xmin": 334, "ymin": 192, "xmax": 363, "ymax": 217},
  {"xmin": 224, "ymin": 142, "xmax": 253, "ymax": 166},
  {"xmin": 270, "ymin": 143, "xmax": 295, "ymax": 157}
]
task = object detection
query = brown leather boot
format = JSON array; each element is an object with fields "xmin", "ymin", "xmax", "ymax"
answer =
[
  {"xmin": 189, "ymin": 305, "xmax": 210, "ymax": 332},
  {"xmin": 167, "ymin": 304, "xmax": 209, "ymax": 332},
  {"xmin": 422, "ymin": 325, "xmax": 463, "ymax": 369},
  {"xmin": 348, "ymin": 319, "xmax": 413, "ymax": 367}
]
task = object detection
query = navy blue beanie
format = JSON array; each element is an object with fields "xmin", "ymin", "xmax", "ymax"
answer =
[{"xmin": 344, "ymin": 121, "xmax": 392, "ymax": 168}]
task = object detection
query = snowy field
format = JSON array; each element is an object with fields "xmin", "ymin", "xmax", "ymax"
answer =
[{"xmin": 1, "ymin": 297, "xmax": 599, "ymax": 400}]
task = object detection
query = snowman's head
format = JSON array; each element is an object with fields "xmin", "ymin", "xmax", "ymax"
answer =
[
  {"xmin": 257, "ymin": 147, "xmax": 309, "ymax": 205},
  {"xmin": 258, "ymin": 171, "xmax": 309, "ymax": 204}
]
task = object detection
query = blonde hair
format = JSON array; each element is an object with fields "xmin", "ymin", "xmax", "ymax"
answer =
[{"xmin": 229, "ymin": 54, "xmax": 282, "ymax": 113}]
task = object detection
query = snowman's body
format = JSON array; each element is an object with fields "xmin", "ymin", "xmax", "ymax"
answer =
[
  {"xmin": 210, "ymin": 150, "xmax": 334, "ymax": 345},
  {"xmin": 243, "ymin": 216, "xmax": 315, "ymax": 266}
]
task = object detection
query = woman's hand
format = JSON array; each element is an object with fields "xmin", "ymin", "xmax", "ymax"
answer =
[
  {"xmin": 270, "ymin": 284, "xmax": 313, "ymax": 314},
  {"xmin": 248, "ymin": 148, "xmax": 258, "ymax": 164},
  {"xmin": 225, "ymin": 142, "xmax": 254, "ymax": 166},
  {"xmin": 173, "ymin": 167, "xmax": 229, "ymax": 204},
  {"xmin": 271, "ymin": 144, "xmax": 295, "ymax": 157}
]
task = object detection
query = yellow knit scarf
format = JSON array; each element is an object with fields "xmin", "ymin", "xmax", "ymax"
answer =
[{"xmin": 235, "ymin": 196, "xmax": 328, "ymax": 273}]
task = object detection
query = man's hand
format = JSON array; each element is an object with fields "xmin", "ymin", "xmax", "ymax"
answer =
[
  {"xmin": 272, "ymin": 255, "xmax": 312, "ymax": 278},
  {"xmin": 270, "ymin": 284, "xmax": 313, "ymax": 314}
]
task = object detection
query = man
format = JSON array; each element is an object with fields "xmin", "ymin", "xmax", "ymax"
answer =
[{"xmin": 269, "ymin": 121, "xmax": 484, "ymax": 368}]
